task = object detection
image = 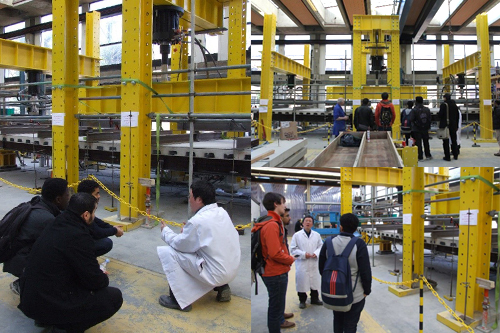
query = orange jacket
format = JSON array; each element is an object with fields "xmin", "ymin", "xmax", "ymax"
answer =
[
  {"xmin": 251, "ymin": 211, "xmax": 294, "ymax": 277},
  {"xmin": 374, "ymin": 100, "xmax": 396, "ymax": 127}
]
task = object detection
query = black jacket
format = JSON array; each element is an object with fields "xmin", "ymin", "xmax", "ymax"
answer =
[
  {"xmin": 493, "ymin": 105, "xmax": 500, "ymax": 130},
  {"xmin": 18, "ymin": 209, "xmax": 109, "ymax": 325},
  {"xmin": 318, "ymin": 232, "xmax": 372, "ymax": 296},
  {"xmin": 353, "ymin": 105, "xmax": 374, "ymax": 131},
  {"xmin": 3, "ymin": 197, "xmax": 61, "ymax": 277},
  {"xmin": 410, "ymin": 103, "xmax": 431, "ymax": 132},
  {"xmin": 90, "ymin": 216, "xmax": 117, "ymax": 239},
  {"xmin": 438, "ymin": 100, "xmax": 460, "ymax": 131}
]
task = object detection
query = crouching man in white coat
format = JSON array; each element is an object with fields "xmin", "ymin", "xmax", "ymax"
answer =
[
  {"xmin": 157, "ymin": 180, "xmax": 241, "ymax": 311},
  {"xmin": 290, "ymin": 215, "xmax": 324, "ymax": 309}
]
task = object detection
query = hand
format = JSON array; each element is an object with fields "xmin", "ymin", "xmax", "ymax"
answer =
[
  {"xmin": 115, "ymin": 226, "xmax": 124, "ymax": 237},
  {"xmin": 160, "ymin": 221, "xmax": 167, "ymax": 231},
  {"xmin": 305, "ymin": 253, "xmax": 313, "ymax": 259},
  {"xmin": 364, "ymin": 294, "xmax": 367, "ymax": 298},
  {"xmin": 311, "ymin": 253, "xmax": 317, "ymax": 258},
  {"xmin": 181, "ymin": 221, "xmax": 186, "ymax": 233}
]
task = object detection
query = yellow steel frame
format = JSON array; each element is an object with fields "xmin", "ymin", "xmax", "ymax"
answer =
[
  {"xmin": 327, "ymin": 85, "xmax": 427, "ymax": 100},
  {"xmin": 401, "ymin": 167, "xmax": 425, "ymax": 286},
  {"xmin": 0, "ymin": 38, "xmax": 99, "ymax": 77},
  {"xmin": 154, "ymin": 0, "xmax": 223, "ymax": 31},
  {"xmin": 85, "ymin": 11, "xmax": 100, "ymax": 87},
  {"xmin": 119, "ymin": 0, "xmax": 153, "ymax": 218},
  {"xmin": 353, "ymin": 15, "xmax": 400, "ymax": 139},
  {"xmin": 303, "ymin": 45, "xmax": 310, "ymax": 99},
  {"xmin": 272, "ymin": 51, "xmax": 311, "ymax": 78},
  {"xmin": 438, "ymin": 168, "xmax": 494, "ymax": 330},
  {"xmin": 340, "ymin": 168, "xmax": 353, "ymax": 215},
  {"xmin": 51, "ymin": 0, "xmax": 80, "ymax": 184},
  {"xmin": 431, "ymin": 190, "xmax": 500, "ymax": 216},
  {"xmin": 227, "ymin": 0, "xmax": 247, "ymax": 79}
]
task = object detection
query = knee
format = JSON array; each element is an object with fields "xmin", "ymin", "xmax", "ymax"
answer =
[{"xmin": 108, "ymin": 287, "xmax": 123, "ymax": 312}]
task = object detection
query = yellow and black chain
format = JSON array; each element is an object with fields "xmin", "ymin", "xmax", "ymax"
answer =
[{"xmin": 372, "ymin": 276, "xmax": 419, "ymax": 286}]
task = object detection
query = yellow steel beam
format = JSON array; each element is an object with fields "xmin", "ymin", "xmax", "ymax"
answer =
[
  {"xmin": 51, "ymin": 0, "xmax": 80, "ymax": 184},
  {"xmin": 119, "ymin": 0, "xmax": 153, "ymax": 218},
  {"xmin": 443, "ymin": 45, "xmax": 450, "ymax": 68},
  {"xmin": 477, "ymin": 13, "xmax": 493, "ymax": 140},
  {"xmin": 259, "ymin": 13, "xmax": 276, "ymax": 141},
  {"xmin": 389, "ymin": 27, "xmax": 400, "ymax": 140},
  {"xmin": 430, "ymin": 191, "xmax": 460, "ymax": 217},
  {"xmin": 227, "ymin": 0, "xmax": 247, "ymax": 79},
  {"xmin": 154, "ymin": 0, "xmax": 223, "ymax": 31},
  {"xmin": 0, "ymin": 38, "xmax": 99, "ymax": 77},
  {"xmin": 302, "ymin": 44, "xmax": 310, "ymax": 100},
  {"xmin": 80, "ymin": 77, "xmax": 250, "ymax": 114},
  {"xmin": 442, "ymin": 52, "xmax": 480, "ymax": 78},
  {"xmin": 326, "ymin": 86, "xmax": 427, "ymax": 100},
  {"xmin": 271, "ymin": 51, "xmax": 311, "ymax": 78},
  {"xmin": 85, "ymin": 11, "xmax": 100, "ymax": 87},
  {"xmin": 402, "ymin": 167, "xmax": 425, "ymax": 286},
  {"xmin": 438, "ymin": 168, "xmax": 494, "ymax": 329},
  {"xmin": 354, "ymin": 15, "xmax": 399, "ymax": 32},
  {"xmin": 340, "ymin": 168, "xmax": 353, "ymax": 215}
]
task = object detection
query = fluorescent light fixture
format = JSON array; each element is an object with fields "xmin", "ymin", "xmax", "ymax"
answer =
[{"xmin": 329, "ymin": 76, "xmax": 345, "ymax": 79}]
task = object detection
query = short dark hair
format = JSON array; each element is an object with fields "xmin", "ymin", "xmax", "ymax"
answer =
[
  {"xmin": 77, "ymin": 179, "xmax": 99, "ymax": 194},
  {"xmin": 302, "ymin": 215, "xmax": 314, "ymax": 223},
  {"xmin": 41, "ymin": 178, "xmax": 68, "ymax": 202},
  {"xmin": 406, "ymin": 100, "xmax": 414, "ymax": 108},
  {"xmin": 190, "ymin": 180, "xmax": 216, "ymax": 205},
  {"xmin": 67, "ymin": 193, "xmax": 97, "ymax": 216},
  {"xmin": 262, "ymin": 192, "xmax": 285, "ymax": 211},
  {"xmin": 340, "ymin": 213, "xmax": 359, "ymax": 233},
  {"xmin": 381, "ymin": 92, "xmax": 389, "ymax": 100},
  {"xmin": 416, "ymin": 96, "xmax": 423, "ymax": 104},
  {"xmin": 362, "ymin": 98, "xmax": 370, "ymax": 105},
  {"xmin": 444, "ymin": 93, "xmax": 451, "ymax": 101}
]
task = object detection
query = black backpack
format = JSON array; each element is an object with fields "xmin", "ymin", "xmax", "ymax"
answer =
[
  {"xmin": 321, "ymin": 236, "xmax": 359, "ymax": 312},
  {"xmin": 251, "ymin": 215, "xmax": 275, "ymax": 295},
  {"xmin": 400, "ymin": 109, "xmax": 412, "ymax": 134},
  {"xmin": 414, "ymin": 106, "xmax": 429, "ymax": 130},
  {"xmin": 340, "ymin": 134, "xmax": 361, "ymax": 147},
  {"xmin": 380, "ymin": 104, "xmax": 393, "ymax": 127},
  {"xmin": 0, "ymin": 196, "xmax": 45, "ymax": 263}
]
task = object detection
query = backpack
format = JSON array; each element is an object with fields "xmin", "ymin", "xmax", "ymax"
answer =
[
  {"xmin": 321, "ymin": 236, "xmax": 359, "ymax": 312},
  {"xmin": 0, "ymin": 196, "xmax": 45, "ymax": 263},
  {"xmin": 400, "ymin": 109, "xmax": 412, "ymax": 134},
  {"xmin": 380, "ymin": 104, "xmax": 393, "ymax": 127},
  {"xmin": 340, "ymin": 134, "xmax": 361, "ymax": 147},
  {"xmin": 414, "ymin": 105, "xmax": 429, "ymax": 129},
  {"xmin": 251, "ymin": 215, "xmax": 273, "ymax": 295}
]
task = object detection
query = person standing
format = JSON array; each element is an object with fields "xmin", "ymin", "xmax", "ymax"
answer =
[
  {"xmin": 374, "ymin": 92, "xmax": 396, "ymax": 132},
  {"xmin": 251, "ymin": 193, "xmax": 295, "ymax": 332},
  {"xmin": 319, "ymin": 213, "xmax": 372, "ymax": 333},
  {"xmin": 290, "ymin": 216, "xmax": 323, "ymax": 309},
  {"xmin": 410, "ymin": 96, "xmax": 432, "ymax": 161},
  {"xmin": 353, "ymin": 98, "xmax": 374, "ymax": 132},
  {"xmin": 438, "ymin": 93, "xmax": 460, "ymax": 161},
  {"xmin": 333, "ymin": 98, "xmax": 348, "ymax": 137},
  {"xmin": 400, "ymin": 100, "xmax": 414, "ymax": 145},
  {"xmin": 494, "ymin": 99, "xmax": 500, "ymax": 156}
]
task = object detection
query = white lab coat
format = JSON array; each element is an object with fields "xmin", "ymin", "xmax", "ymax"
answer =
[
  {"xmin": 157, "ymin": 203, "xmax": 241, "ymax": 309},
  {"xmin": 290, "ymin": 229, "xmax": 323, "ymax": 292}
]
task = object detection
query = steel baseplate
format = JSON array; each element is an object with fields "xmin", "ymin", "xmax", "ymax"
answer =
[
  {"xmin": 102, "ymin": 215, "xmax": 146, "ymax": 232},
  {"xmin": 437, "ymin": 310, "xmax": 482, "ymax": 332}
]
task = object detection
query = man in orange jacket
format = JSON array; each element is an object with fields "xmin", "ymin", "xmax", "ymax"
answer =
[
  {"xmin": 374, "ymin": 92, "xmax": 396, "ymax": 132},
  {"xmin": 252, "ymin": 192, "xmax": 295, "ymax": 332}
]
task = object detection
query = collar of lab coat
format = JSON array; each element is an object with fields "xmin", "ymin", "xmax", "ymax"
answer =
[{"xmin": 194, "ymin": 203, "xmax": 218, "ymax": 217}]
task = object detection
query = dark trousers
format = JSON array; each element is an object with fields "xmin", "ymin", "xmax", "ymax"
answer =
[
  {"xmin": 262, "ymin": 273, "xmax": 288, "ymax": 333},
  {"xmin": 333, "ymin": 298, "xmax": 365, "ymax": 333},
  {"xmin": 377, "ymin": 126, "xmax": 392, "ymax": 132},
  {"xmin": 412, "ymin": 131, "xmax": 431, "ymax": 159},
  {"xmin": 442, "ymin": 129, "xmax": 458, "ymax": 159},
  {"xmin": 403, "ymin": 133, "xmax": 411, "ymax": 146},
  {"xmin": 56, "ymin": 287, "xmax": 123, "ymax": 333},
  {"xmin": 298, "ymin": 289, "xmax": 319, "ymax": 303},
  {"xmin": 94, "ymin": 238, "xmax": 113, "ymax": 257}
]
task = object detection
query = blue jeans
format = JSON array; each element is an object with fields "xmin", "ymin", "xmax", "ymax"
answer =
[
  {"xmin": 262, "ymin": 273, "xmax": 288, "ymax": 333},
  {"xmin": 333, "ymin": 298, "xmax": 366, "ymax": 333}
]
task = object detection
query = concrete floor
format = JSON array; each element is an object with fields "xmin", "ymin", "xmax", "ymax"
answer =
[
  {"xmin": 251, "ymin": 240, "xmax": 499, "ymax": 333},
  {"xmin": 300, "ymin": 126, "xmax": 500, "ymax": 167},
  {"xmin": 0, "ymin": 164, "xmax": 250, "ymax": 332}
]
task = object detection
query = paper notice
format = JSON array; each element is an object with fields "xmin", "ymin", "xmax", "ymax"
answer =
[
  {"xmin": 52, "ymin": 113, "xmax": 65, "ymax": 126},
  {"xmin": 259, "ymin": 106, "xmax": 268, "ymax": 113},
  {"xmin": 121, "ymin": 112, "xmax": 139, "ymax": 127},
  {"xmin": 403, "ymin": 213, "xmax": 412, "ymax": 225},
  {"xmin": 460, "ymin": 209, "xmax": 478, "ymax": 226},
  {"xmin": 393, "ymin": 99, "xmax": 400, "ymax": 105}
]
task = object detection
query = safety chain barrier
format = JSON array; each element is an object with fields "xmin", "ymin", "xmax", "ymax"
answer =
[
  {"xmin": 251, "ymin": 120, "xmax": 332, "ymax": 135},
  {"xmin": 421, "ymin": 276, "xmax": 474, "ymax": 333},
  {"xmin": 297, "ymin": 123, "xmax": 331, "ymax": 134},
  {"xmin": 0, "ymin": 177, "xmax": 41, "ymax": 194},
  {"xmin": 372, "ymin": 276, "xmax": 419, "ymax": 286}
]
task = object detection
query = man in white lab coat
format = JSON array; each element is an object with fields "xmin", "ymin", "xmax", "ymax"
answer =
[
  {"xmin": 157, "ymin": 181, "xmax": 241, "ymax": 311},
  {"xmin": 290, "ymin": 215, "xmax": 324, "ymax": 309}
]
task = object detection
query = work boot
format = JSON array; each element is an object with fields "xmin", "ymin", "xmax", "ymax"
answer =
[
  {"xmin": 216, "ymin": 284, "xmax": 231, "ymax": 302},
  {"xmin": 310, "ymin": 299, "xmax": 323, "ymax": 306},
  {"xmin": 284, "ymin": 313, "xmax": 294, "ymax": 319},
  {"xmin": 495, "ymin": 153, "xmax": 500, "ymax": 156},
  {"xmin": 10, "ymin": 279, "xmax": 20, "ymax": 296},
  {"xmin": 280, "ymin": 320, "xmax": 295, "ymax": 329},
  {"xmin": 299, "ymin": 302, "xmax": 306, "ymax": 309},
  {"xmin": 159, "ymin": 295, "xmax": 192, "ymax": 312}
]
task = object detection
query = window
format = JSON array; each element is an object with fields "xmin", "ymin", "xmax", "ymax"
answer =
[
  {"xmin": 325, "ymin": 44, "xmax": 351, "ymax": 71},
  {"xmin": 90, "ymin": 0, "xmax": 122, "ymax": 11},
  {"xmin": 100, "ymin": 15, "xmax": 122, "ymax": 45},
  {"xmin": 4, "ymin": 22, "xmax": 25, "ymax": 33},
  {"xmin": 100, "ymin": 44, "xmax": 122, "ymax": 66},
  {"xmin": 454, "ymin": 45, "xmax": 478, "ymax": 60}
]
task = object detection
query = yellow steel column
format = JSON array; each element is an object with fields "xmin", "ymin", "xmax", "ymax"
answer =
[
  {"xmin": 438, "ymin": 167, "xmax": 449, "ymax": 176},
  {"xmin": 80, "ymin": 11, "xmax": 101, "ymax": 115},
  {"xmin": 352, "ymin": 17, "xmax": 362, "ymax": 123},
  {"xmin": 443, "ymin": 45, "xmax": 450, "ymax": 93},
  {"xmin": 227, "ymin": 0, "xmax": 246, "ymax": 79},
  {"xmin": 260, "ymin": 14, "xmax": 276, "ymax": 141},
  {"xmin": 437, "ymin": 168, "xmax": 494, "ymax": 329},
  {"xmin": 302, "ymin": 44, "xmax": 310, "ymax": 100},
  {"xmin": 51, "ymin": 0, "xmax": 79, "ymax": 184},
  {"xmin": 477, "ymin": 14, "xmax": 493, "ymax": 140},
  {"xmin": 120, "ymin": 0, "xmax": 153, "ymax": 218},
  {"xmin": 361, "ymin": 53, "xmax": 367, "ymax": 86},
  {"xmin": 389, "ymin": 17, "xmax": 400, "ymax": 140},
  {"xmin": 340, "ymin": 167, "xmax": 353, "ymax": 215}
]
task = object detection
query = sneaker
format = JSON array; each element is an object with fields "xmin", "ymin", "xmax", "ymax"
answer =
[
  {"xmin": 418, "ymin": 158, "xmax": 424, "ymax": 162},
  {"xmin": 494, "ymin": 153, "xmax": 500, "ymax": 156},
  {"xmin": 10, "ymin": 279, "xmax": 20, "ymax": 296},
  {"xmin": 443, "ymin": 157, "xmax": 451, "ymax": 161},
  {"xmin": 426, "ymin": 156, "xmax": 433, "ymax": 160},
  {"xmin": 159, "ymin": 295, "xmax": 192, "ymax": 312},
  {"xmin": 216, "ymin": 285, "xmax": 231, "ymax": 302},
  {"xmin": 299, "ymin": 302, "xmax": 306, "ymax": 309},
  {"xmin": 311, "ymin": 299, "xmax": 323, "ymax": 306},
  {"xmin": 280, "ymin": 320, "xmax": 296, "ymax": 329},
  {"xmin": 284, "ymin": 313, "xmax": 294, "ymax": 319}
]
